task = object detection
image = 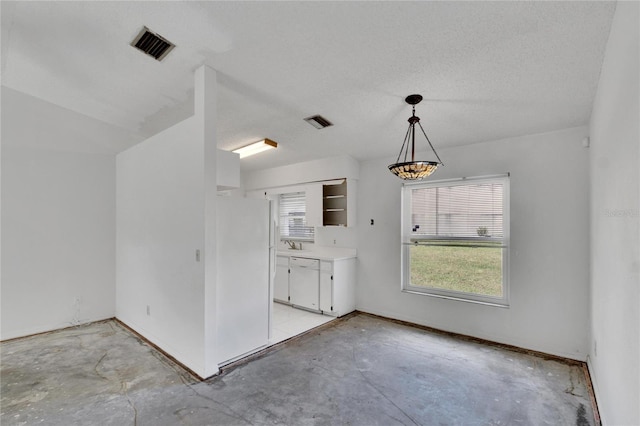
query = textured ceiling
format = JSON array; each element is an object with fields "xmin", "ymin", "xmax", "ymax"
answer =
[{"xmin": 1, "ymin": 1, "xmax": 616, "ymax": 171}]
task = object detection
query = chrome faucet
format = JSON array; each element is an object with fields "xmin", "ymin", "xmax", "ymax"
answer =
[{"xmin": 285, "ymin": 240, "xmax": 302, "ymax": 250}]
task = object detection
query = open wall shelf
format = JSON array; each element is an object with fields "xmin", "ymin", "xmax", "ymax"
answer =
[{"xmin": 323, "ymin": 180, "xmax": 347, "ymax": 226}]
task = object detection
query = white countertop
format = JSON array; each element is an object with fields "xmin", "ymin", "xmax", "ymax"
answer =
[{"xmin": 276, "ymin": 246, "xmax": 356, "ymax": 261}]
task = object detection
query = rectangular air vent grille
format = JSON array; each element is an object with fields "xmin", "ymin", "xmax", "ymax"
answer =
[
  {"xmin": 131, "ymin": 27, "xmax": 175, "ymax": 61},
  {"xmin": 304, "ymin": 115, "xmax": 333, "ymax": 129}
]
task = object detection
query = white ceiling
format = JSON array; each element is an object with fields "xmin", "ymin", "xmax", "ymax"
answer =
[{"xmin": 1, "ymin": 1, "xmax": 616, "ymax": 171}]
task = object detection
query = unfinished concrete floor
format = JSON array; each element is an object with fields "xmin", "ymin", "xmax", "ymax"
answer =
[{"xmin": 1, "ymin": 314, "xmax": 595, "ymax": 426}]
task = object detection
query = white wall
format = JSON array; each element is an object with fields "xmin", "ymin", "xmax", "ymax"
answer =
[
  {"xmin": 0, "ymin": 87, "xmax": 140, "ymax": 155},
  {"xmin": 243, "ymin": 155, "xmax": 359, "ymax": 191},
  {"xmin": 315, "ymin": 226, "xmax": 357, "ymax": 250},
  {"xmin": 357, "ymin": 126, "xmax": 591, "ymax": 360},
  {"xmin": 116, "ymin": 116, "xmax": 207, "ymax": 375},
  {"xmin": 588, "ymin": 2, "xmax": 640, "ymax": 424},
  {"xmin": 195, "ymin": 65, "xmax": 220, "ymax": 377},
  {"xmin": 116, "ymin": 65, "xmax": 222, "ymax": 378},
  {"xmin": 1, "ymin": 88, "xmax": 131, "ymax": 340}
]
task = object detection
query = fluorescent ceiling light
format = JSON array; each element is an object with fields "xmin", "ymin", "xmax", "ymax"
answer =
[{"xmin": 232, "ymin": 138, "xmax": 278, "ymax": 159}]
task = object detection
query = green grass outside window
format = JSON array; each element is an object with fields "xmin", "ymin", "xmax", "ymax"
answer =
[{"xmin": 410, "ymin": 245, "xmax": 503, "ymax": 297}]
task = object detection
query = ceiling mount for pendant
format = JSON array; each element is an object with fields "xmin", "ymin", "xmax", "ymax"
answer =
[
  {"xmin": 388, "ymin": 94, "xmax": 444, "ymax": 180},
  {"xmin": 405, "ymin": 94, "xmax": 423, "ymax": 105}
]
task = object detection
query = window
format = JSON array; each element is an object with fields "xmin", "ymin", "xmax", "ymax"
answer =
[
  {"xmin": 402, "ymin": 175, "xmax": 509, "ymax": 306},
  {"xmin": 279, "ymin": 192, "xmax": 314, "ymax": 241}
]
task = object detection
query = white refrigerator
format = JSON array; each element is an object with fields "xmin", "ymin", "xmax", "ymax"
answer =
[{"xmin": 216, "ymin": 196, "xmax": 274, "ymax": 365}]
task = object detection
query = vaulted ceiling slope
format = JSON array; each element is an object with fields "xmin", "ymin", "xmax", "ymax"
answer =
[{"xmin": 1, "ymin": 1, "xmax": 616, "ymax": 171}]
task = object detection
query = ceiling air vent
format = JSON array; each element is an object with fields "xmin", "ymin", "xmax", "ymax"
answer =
[
  {"xmin": 304, "ymin": 115, "xmax": 333, "ymax": 129},
  {"xmin": 131, "ymin": 27, "xmax": 175, "ymax": 61}
]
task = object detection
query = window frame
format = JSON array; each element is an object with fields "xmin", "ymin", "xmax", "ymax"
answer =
[
  {"xmin": 278, "ymin": 191, "xmax": 315, "ymax": 242},
  {"xmin": 401, "ymin": 174, "xmax": 510, "ymax": 307}
]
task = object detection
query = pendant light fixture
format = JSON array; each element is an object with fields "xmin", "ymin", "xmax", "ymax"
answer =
[{"xmin": 388, "ymin": 94, "xmax": 444, "ymax": 180}]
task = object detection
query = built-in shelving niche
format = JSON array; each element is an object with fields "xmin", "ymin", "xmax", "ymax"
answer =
[{"xmin": 323, "ymin": 179, "xmax": 347, "ymax": 226}]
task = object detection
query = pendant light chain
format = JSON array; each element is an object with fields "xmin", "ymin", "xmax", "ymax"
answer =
[
  {"xmin": 417, "ymin": 121, "xmax": 444, "ymax": 166},
  {"xmin": 410, "ymin": 105, "xmax": 416, "ymax": 163},
  {"xmin": 395, "ymin": 123, "xmax": 413, "ymax": 164}
]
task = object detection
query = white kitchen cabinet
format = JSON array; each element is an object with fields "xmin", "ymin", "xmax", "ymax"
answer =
[
  {"xmin": 305, "ymin": 183, "xmax": 323, "ymax": 227},
  {"xmin": 319, "ymin": 261, "xmax": 333, "ymax": 312},
  {"xmin": 274, "ymin": 255, "xmax": 290, "ymax": 303},
  {"xmin": 319, "ymin": 179, "xmax": 357, "ymax": 228},
  {"xmin": 322, "ymin": 180, "xmax": 347, "ymax": 226},
  {"xmin": 319, "ymin": 258, "xmax": 356, "ymax": 317}
]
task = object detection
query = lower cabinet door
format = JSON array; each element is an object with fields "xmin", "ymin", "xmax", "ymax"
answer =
[
  {"xmin": 320, "ymin": 261, "xmax": 333, "ymax": 313},
  {"xmin": 274, "ymin": 259, "xmax": 289, "ymax": 303}
]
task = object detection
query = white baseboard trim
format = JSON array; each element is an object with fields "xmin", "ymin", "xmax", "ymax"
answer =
[
  {"xmin": 586, "ymin": 356, "xmax": 604, "ymax": 425},
  {"xmin": 356, "ymin": 305, "xmax": 587, "ymax": 361}
]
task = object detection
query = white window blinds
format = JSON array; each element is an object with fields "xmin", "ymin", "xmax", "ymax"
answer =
[
  {"xmin": 279, "ymin": 192, "xmax": 314, "ymax": 240},
  {"xmin": 409, "ymin": 178, "xmax": 506, "ymax": 242}
]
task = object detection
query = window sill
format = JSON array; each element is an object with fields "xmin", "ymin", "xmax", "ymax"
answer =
[
  {"xmin": 402, "ymin": 288, "xmax": 509, "ymax": 308},
  {"xmin": 280, "ymin": 238, "xmax": 314, "ymax": 243}
]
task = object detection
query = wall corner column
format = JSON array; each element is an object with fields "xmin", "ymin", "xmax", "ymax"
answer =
[{"xmin": 195, "ymin": 64, "xmax": 219, "ymax": 377}]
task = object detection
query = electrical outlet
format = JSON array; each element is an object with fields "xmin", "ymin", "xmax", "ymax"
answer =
[
  {"xmin": 146, "ymin": 305, "xmax": 150, "ymax": 316},
  {"xmin": 333, "ymin": 239, "xmax": 336, "ymax": 245},
  {"xmin": 593, "ymin": 340, "xmax": 597, "ymax": 357}
]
